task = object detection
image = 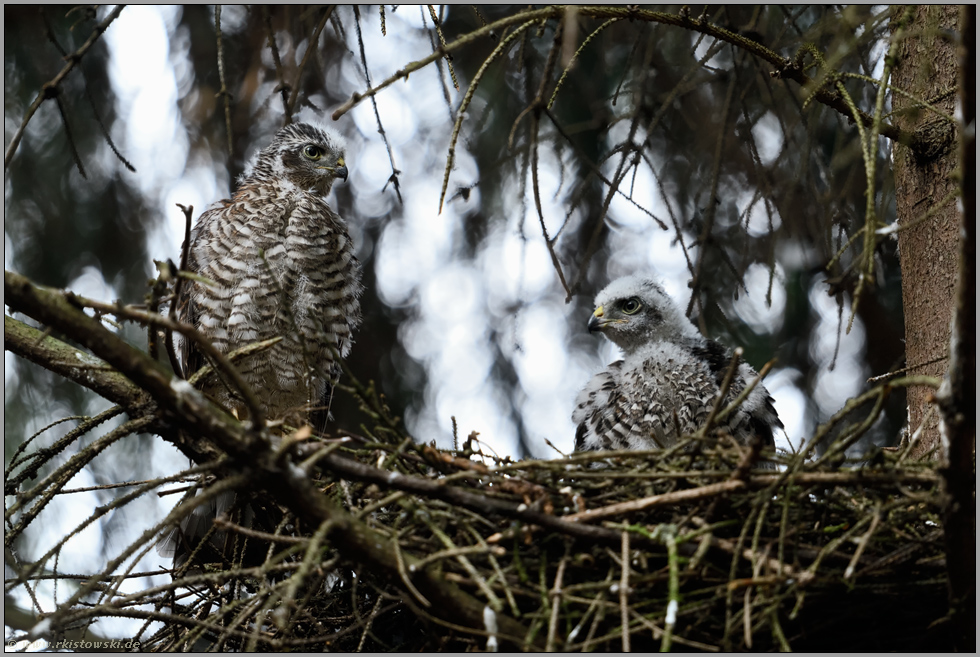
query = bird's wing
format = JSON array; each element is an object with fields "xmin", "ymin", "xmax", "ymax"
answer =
[
  {"xmin": 175, "ymin": 225, "xmax": 206, "ymax": 379},
  {"xmin": 573, "ymin": 360, "xmax": 631, "ymax": 451}
]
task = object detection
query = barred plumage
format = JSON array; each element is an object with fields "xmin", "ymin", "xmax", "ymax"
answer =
[
  {"xmin": 161, "ymin": 123, "xmax": 359, "ymax": 565},
  {"xmin": 178, "ymin": 122, "xmax": 360, "ymax": 426},
  {"xmin": 572, "ymin": 276, "xmax": 781, "ymax": 458}
]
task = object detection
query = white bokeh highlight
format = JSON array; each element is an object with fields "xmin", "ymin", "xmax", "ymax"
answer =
[{"xmin": 6, "ymin": 5, "xmax": 854, "ymax": 639}]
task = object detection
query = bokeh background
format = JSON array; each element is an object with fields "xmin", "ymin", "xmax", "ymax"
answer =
[{"xmin": 5, "ymin": 4, "xmax": 907, "ymax": 639}]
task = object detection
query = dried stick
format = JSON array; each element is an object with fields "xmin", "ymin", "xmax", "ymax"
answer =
[
  {"xmin": 567, "ymin": 480, "xmax": 746, "ymax": 523},
  {"xmin": 619, "ymin": 531, "xmax": 631, "ymax": 651},
  {"xmin": 167, "ymin": 203, "xmax": 194, "ymax": 378}
]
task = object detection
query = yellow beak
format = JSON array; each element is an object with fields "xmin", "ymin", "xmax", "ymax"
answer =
[{"xmin": 587, "ymin": 306, "xmax": 604, "ymax": 333}]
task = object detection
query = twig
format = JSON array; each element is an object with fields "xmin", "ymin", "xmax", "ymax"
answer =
[
  {"xmin": 276, "ymin": 519, "xmax": 336, "ymax": 628},
  {"xmin": 656, "ymin": 524, "xmax": 680, "ymax": 652},
  {"xmin": 567, "ymin": 480, "xmax": 746, "ymax": 523},
  {"xmin": 619, "ymin": 531, "xmax": 631, "ymax": 652},
  {"xmin": 417, "ymin": 509, "xmax": 502, "ymax": 611},
  {"xmin": 548, "ymin": 17, "xmax": 619, "ymax": 108},
  {"xmin": 426, "ymin": 5, "xmax": 458, "ymax": 90},
  {"xmin": 356, "ymin": 596, "xmax": 385, "ymax": 651},
  {"xmin": 40, "ymin": 7, "xmax": 135, "ymax": 172},
  {"xmin": 352, "ymin": 5, "xmax": 402, "ymax": 203},
  {"xmin": 524, "ymin": 24, "xmax": 572, "ymax": 296},
  {"xmin": 6, "ymin": 414, "xmax": 88, "ymax": 474},
  {"xmin": 686, "ymin": 61, "xmax": 738, "ymax": 317},
  {"xmin": 285, "ymin": 6, "xmax": 334, "ymax": 120},
  {"xmin": 66, "ymin": 289, "xmax": 267, "ymax": 430},
  {"xmin": 439, "ymin": 20, "xmax": 538, "ymax": 213},
  {"xmin": 844, "ymin": 502, "xmax": 881, "ymax": 579},
  {"xmin": 4, "ymin": 406, "xmax": 123, "ymax": 494},
  {"xmin": 418, "ymin": 6, "xmax": 457, "ymax": 125},
  {"xmin": 214, "ymin": 6, "xmax": 234, "ymax": 154},
  {"xmin": 167, "ymin": 203, "xmax": 194, "ymax": 378},
  {"xmin": 897, "ymin": 404, "xmax": 937, "ymax": 465},
  {"xmin": 5, "ymin": 5, "xmax": 125, "ymax": 169},
  {"xmin": 210, "ymin": 517, "xmax": 308, "ymax": 545},
  {"xmin": 392, "ymin": 536, "xmax": 431, "ymax": 608},
  {"xmin": 53, "ymin": 94, "xmax": 86, "ymax": 178},
  {"xmin": 263, "ymin": 7, "xmax": 290, "ymax": 116},
  {"xmin": 546, "ymin": 554, "xmax": 568, "ymax": 652},
  {"xmin": 4, "ymin": 415, "xmax": 154, "ymax": 549},
  {"xmin": 714, "ymin": 358, "xmax": 776, "ymax": 428}
]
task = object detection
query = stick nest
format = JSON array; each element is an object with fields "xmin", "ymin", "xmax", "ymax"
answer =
[{"xmin": 140, "ymin": 427, "xmax": 949, "ymax": 652}]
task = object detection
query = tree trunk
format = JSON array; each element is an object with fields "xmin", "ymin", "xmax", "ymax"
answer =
[
  {"xmin": 939, "ymin": 6, "xmax": 975, "ymax": 651},
  {"xmin": 891, "ymin": 5, "xmax": 960, "ymax": 460}
]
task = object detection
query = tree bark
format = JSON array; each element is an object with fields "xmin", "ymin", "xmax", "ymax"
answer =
[
  {"xmin": 892, "ymin": 5, "xmax": 975, "ymax": 650},
  {"xmin": 891, "ymin": 5, "xmax": 961, "ymax": 459},
  {"xmin": 935, "ymin": 5, "xmax": 976, "ymax": 651}
]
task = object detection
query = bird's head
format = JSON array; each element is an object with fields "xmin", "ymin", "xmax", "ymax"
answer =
[
  {"xmin": 257, "ymin": 122, "xmax": 349, "ymax": 196},
  {"xmin": 587, "ymin": 275, "xmax": 699, "ymax": 354}
]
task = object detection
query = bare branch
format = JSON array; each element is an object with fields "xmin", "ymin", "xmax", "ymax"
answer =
[{"xmin": 4, "ymin": 5, "xmax": 125, "ymax": 169}]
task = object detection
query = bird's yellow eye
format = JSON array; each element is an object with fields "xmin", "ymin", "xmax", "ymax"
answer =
[
  {"xmin": 303, "ymin": 145, "xmax": 323, "ymax": 160},
  {"xmin": 622, "ymin": 298, "xmax": 642, "ymax": 314}
]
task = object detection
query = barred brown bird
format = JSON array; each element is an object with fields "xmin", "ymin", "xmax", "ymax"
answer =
[
  {"xmin": 161, "ymin": 122, "xmax": 359, "ymax": 565},
  {"xmin": 572, "ymin": 275, "xmax": 781, "ymax": 458},
  {"xmin": 178, "ymin": 121, "xmax": 360, "ymax": 426}
]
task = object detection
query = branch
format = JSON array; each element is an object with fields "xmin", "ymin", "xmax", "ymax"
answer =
[
  {"xmin": 284, "ymin": 5, "xmax": 334, "ymax": 121},
  {"xmin": 332, "ymin": 7, "xmax": 560, "ymax": 120},
  {"xmin": 4, "ymin": 5, "xmax": 125, "ymax": 169},
  {"xmin": 616, "ymin": 6, "xmax": 916, "ymax": 147},
  {"xmin": 567, "ymin": 480, "xmax": 747, "ymax": 523},
  {"xmin": 3, "ymin": 269, "xmax": 540, "ymax": 648},
  {"xmin": 563, "ymin": 470, "xmax": 938, "ymax": 524},
  {"xmin": 4, "ymin": 315, "xmax": 145, "ymax": 411},
  {"xmin": 302, "ymin": 446, "xmax": 938, "ymax": 547},
  {"xmin": 64, "ymin": 289, "xmax": 267, "ymax": 430},
  {"xmin": 213, "ymin": 6, "xmax": 234, "ymax": 155},
  {"xmin": 5, "ymin": 268, "xmax": 246, "ymax": 465},
  {"xmin": 309, "ymin": 449, "xmax": 652, "ymax": 548},
  {"xmin": 332, "ymin": 6, "xmax": 918, "ymax": 149}
]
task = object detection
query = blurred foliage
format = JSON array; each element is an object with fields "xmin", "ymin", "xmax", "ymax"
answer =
[
  {"xmin": 5, "ymin": 4, "xmax": 963, "ymax": 648},
  {"xmin": 5, "ymin": 6, "xmax": 913, "ymax": 486}
]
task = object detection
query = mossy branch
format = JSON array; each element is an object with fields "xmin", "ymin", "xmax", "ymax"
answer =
[
  {"xmin": 4, "ymin": 315, "xmax": 145, "ymax": 410},
  {"xmin": 4, "ymin": 268, "xmax": 540, "ymax": 648}
]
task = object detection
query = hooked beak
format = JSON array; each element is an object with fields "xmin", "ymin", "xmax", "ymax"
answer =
[
  {"xmin": 335, "ymin": 160, "xmax": 349, "ymax": 182},
  {"xmin": 587, "ymin": 306, "xmax": 605, "ymax": 334}
]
